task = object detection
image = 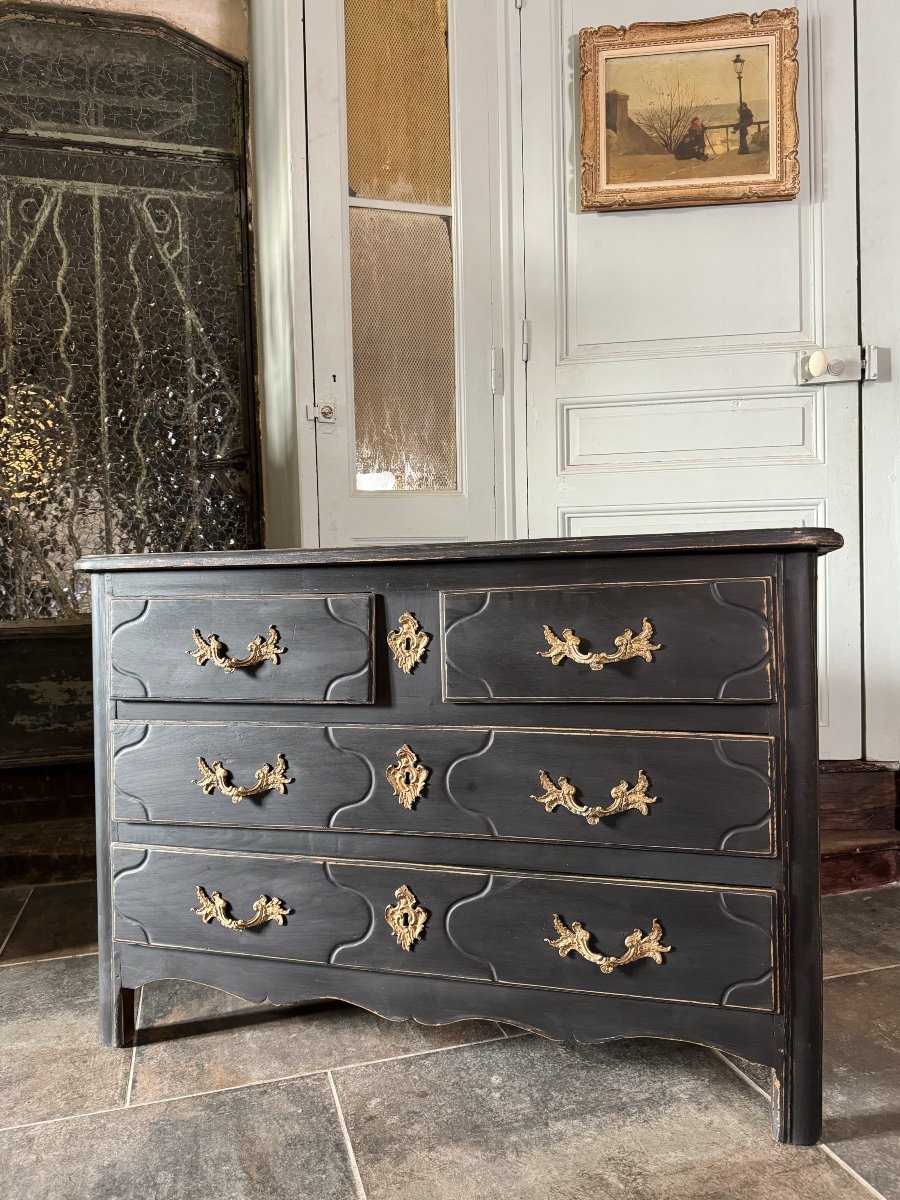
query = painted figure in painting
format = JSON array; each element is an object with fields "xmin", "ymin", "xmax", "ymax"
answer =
[
  {"xmin": 733, "ymin": 100, "xmax": 754, "ymax": 154},
  {"xmin": 674, "ymin": 117, "xmax": 708, "ymax": 161}
]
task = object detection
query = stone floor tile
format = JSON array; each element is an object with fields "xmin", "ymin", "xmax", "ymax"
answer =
[
  {"xmin": 333, "ymin": 1035, "xmax": 869, "ymax": 1200},
  {"xmin": 0, "ymin": 879, "xmax": 98, "ymax": 964},
  {"xmin": 0, "ymin": 955, "xmax": 129, "ymax": 1128},
  {"xmin": 130, "ymin": 977, "xmax": 506, "ymax": 1104},
  {"xmin": 822, "ymin": 886, "xmax": 900, "ymax": 978},
  {"xmin": 822, "ymin": 964, "xmax": 900, "ymax": 1199},
  {"xmin": 0, "ymin": 886, "xmax": 31, "ymax": 950},
  {"xmin": 0, "ymin": 1074, "xmax": 358, "ymax": 1200}
]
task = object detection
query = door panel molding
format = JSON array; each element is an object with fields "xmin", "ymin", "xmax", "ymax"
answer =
[{"xmin": 558, "ymin": 389, "xmax": 824, "ymax": 474}]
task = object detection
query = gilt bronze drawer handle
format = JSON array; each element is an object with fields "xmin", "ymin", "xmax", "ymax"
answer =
[
  {"xmin": 386, "ymin": 744, "xmax": 430, "ymax": 810},
  {"xmin": 384, "ymin": 884, "xmax": 429, "ymax": 950},
  {"xmin": 192, "ymin": 885, "xmax": 291, "ymax": 932},
  {"xmin": 194, "ymin": 754, "xmax": 293, "ymax": 804},
  {"xmin": 547, "ymin": 915, "xmax": 671, "ymax": 974},
  {"xmin": 532, "ymin": 769, "xmax": 657, "ymax": 825},
  {"xmin": 387, "ymin": 611, "xmax": 430, "ymax": 674},
  {"xmin": 188, "ymin": 625, "xmax": 285, "ymax": 673},
  {"xmin": 539, "ymin": 618, "xmax": 660, "ymax": 672}
]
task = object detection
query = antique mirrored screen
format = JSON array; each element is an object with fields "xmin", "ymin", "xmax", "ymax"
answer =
[
  {"xmin": 0, "ymin": 12, "xmax": 259, "ymax": 621},
  {"xmin": 344, "ymin": 0, "xmax": 458, "ymax": 492}
]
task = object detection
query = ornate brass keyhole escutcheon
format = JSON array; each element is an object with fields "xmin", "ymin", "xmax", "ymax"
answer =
[
  {"xmin": 194, "ymin": 754, "xmax": 293, "ymax": 804},
  {"xmin": 188, "ymin": 625, "xmax": 285, "ymax": 673},
  {"xmin": 546, "ymin": 915, "xmax": 671, "ymax": 974},
  {"xmin": 387, "ymin": 611, "xmax": 430, "ymax": 674},
  {"xmin": 385, "ymin": 744, "xmax": 430, "ymax": 810},
  {"xmin": 384, "ymin": 884, "xmax": 429, "ymax": 950},
  {"xmin": 539, "ymin": 618, "xmax": 660, "ymax": 672}
]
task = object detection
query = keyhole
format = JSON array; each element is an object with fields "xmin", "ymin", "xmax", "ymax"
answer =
[{"xmin": 401, "ymin": 769, "xmax": 414, "ymax": 788}]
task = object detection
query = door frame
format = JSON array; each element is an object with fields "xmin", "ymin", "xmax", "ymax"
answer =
[{"xmin": 250, "ymin": 0, "xmax": 525, "ymax": 548}]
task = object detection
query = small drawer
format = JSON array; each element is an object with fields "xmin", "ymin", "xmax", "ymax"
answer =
[
  {"xmin": 441, "ymin": 578, "xmax": 774, "ymax": 703},
  {"xmin": 112, "ymin": 722, "xmax": 775, "ymax": 857},
  {"xmin": 112, "ymin": 846, "xmax": 775, "ymax": 1011},
  {"xmin": 108, "ymin": 594, "xmax": 373, "ymax": 703}
]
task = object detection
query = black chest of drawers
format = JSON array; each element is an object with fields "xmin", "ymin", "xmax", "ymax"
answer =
[{"xmin": 77, "ymin": 529, "xmax": 841, "ymax": 1145}]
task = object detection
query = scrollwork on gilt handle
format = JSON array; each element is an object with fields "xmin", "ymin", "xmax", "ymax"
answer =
[
  {"xmin": 188, "ymin": 625, "xmax": 285, "ymax": 673},
  {"xmin": 193, "ymin": 754, "xmax": 293, "ymax": 804},
  {"xmin": 192, "ymin": 886, "xmax": 291, "ymax": 932},
  {"xmin": 532, "ymin": 769, "xmax": 657, "ymax": 825},
  {"xmin": 539, "ymin": 618, "xmax": 661, "ymax": 672},
  {"xmin": 546, "ymin": 915, "xmax": 671, "ymax": 974}
]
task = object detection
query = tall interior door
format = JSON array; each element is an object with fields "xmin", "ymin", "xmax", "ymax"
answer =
[
  {"xmin": 519, "ymin": 0, "xmax": 861, "ymax": 759},
  {"xmin": 305, "ymin": 1, "xmax": 498, "ymax": 546}
]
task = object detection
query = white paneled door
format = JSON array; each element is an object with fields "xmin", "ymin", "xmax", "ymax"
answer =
[{"xmin": 519, "ymin": 0, "xmax": 861, "ymax": 758}]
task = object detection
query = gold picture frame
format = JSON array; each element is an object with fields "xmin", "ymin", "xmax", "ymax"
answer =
[{"xmin": 580, "ymin": 9, "xmax": 800, "ymax": 212}]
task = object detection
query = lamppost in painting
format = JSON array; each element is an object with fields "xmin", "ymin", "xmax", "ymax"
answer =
[{"xmin": 732, "ymin": 53, "xmax": 751, "ymax": 155}]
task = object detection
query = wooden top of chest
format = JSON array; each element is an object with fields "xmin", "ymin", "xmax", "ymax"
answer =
[{"xmin": 76, "ymin": 528, "xmax": 842, "ymax": 574}]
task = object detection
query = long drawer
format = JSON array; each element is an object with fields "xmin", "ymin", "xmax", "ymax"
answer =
[
  {"xmin": 108, "ymin": 594, "xmax": 374, "ymax": 703},
  {"xmin": 112, "ymin": 845, "xmax": 776, "ymax": 1011},
  {"xmin": 441, "ymin": 578, "xmax": 774, "ymax": 703},
  {"xmin": 112, "ymin": 721, "xmax": 776, "ymax": 855}
]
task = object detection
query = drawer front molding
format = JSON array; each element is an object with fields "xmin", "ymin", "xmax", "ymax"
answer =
[
  {"xmin": 109, "ymin": 595, "xmax": 374, "ymax": 703},
  {"xmin": 113, "ymin": 722, "xmax": 776, "ymax": 856},
  {"xmin": 441, "ymin": 578, "xmax": 774, "ymax": 703},
  {"xmin": 111, "ymin": 847, "xmax": 775, "ymax": 1011}
]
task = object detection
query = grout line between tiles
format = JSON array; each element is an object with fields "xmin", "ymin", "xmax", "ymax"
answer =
[
  {"xmin": 327, "ymin": 1071, "xmax": 368, "ymax": 1200},
  {"xmin": 0, "ymin": 889, "xmax": 33, "ymax": 959},
  {"xmin": 125, "ymin": 988, "xmax": 144, "ymax": 1107},
  {"xmin": 0, "ymin": 1031, "xmax": 529, "ymax": 1133},
  {"xmin": 709, "ymin": 1047, "xmax": 771, "ymax": 1101},
  {"xmin": 824, "ymin": 961, "xmax": 900, "ymax": 982},
  {"xmin": 0, "ymin": 950, "xmax": 99, "ymax": 969},
  {"xmin": 820, "ymin": 1145, "xmax": 890, "ymax": 1200}
]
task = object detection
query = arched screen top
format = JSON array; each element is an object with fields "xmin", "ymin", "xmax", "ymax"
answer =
[{"xmin": 0, "ymin": 10, "xmax": 240, "ymax": 152}]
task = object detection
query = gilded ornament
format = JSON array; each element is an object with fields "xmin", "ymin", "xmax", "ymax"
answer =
[
  {"xmin": 539, "ymin": 618, "xmax": 661, "ymax": 671},
  {"xmin": 384, "ymin": 884, "xmax": 429, "ymax": 950},
  {"xmin": 385, "ymin": 744, "xmax": 430, "ymax": 810},
  {"xmin": 546, "ymin": 915, "xmax": 671, "ymax": 974},
  {"xmin": 193, "ymin": 886, "xmax": 291, "ymax": 932},
  {"xmin": 188, "ymin": 624, "xmax": 285, "ymax": 673},
  {"xmin": 194, "ymin": 754, "xmax": 293, "ymax": 804},
  {"xmin": 532, "ymin": 769, "xmax": 657, "ymax": 825},
  {"xmin": 387, "ymin": 611, "xmax": 430, "ymax": 673}
]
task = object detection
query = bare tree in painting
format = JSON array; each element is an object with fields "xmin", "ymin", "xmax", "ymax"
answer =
[{"xmin": 633, "ymin": 69, "xmax": 710, "ymax": 152}]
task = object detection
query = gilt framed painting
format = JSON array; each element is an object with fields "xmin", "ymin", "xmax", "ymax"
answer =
[{"xmin": 580, "ymin": 9, "xmax": 800, "ymax": 212}]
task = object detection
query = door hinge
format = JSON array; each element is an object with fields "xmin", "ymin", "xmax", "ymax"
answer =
[
  {"xmin": 797, "ymin": 345, "xmax": 885, "ymax": 385},
  {"xmin": 305, "ymin": 402, "xmax": 336, "ymax": 423},
  {"xmin": 491, "ymin": 346, "xmax": 504, "ymax": 395},
  {"xmin": 521, "ymin": 319, "xmax": 530, "ymax": 363}
]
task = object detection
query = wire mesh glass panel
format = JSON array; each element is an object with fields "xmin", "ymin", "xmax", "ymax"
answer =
[
  {"xmin": 0, "ymin": 14, "xmax": 258, "ymax": 623},
  {"xmin": 350, "ymin": 207, "xmax": 457, "ymax": 491},
  {"xmin": 344, "ymin": 0, "xmax": 451, "ymax": 206}
]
